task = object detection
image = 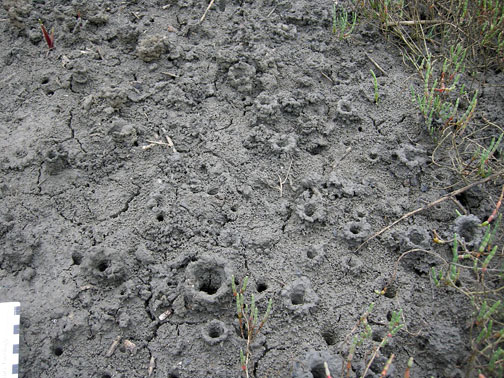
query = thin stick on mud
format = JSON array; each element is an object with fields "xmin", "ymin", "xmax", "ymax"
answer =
[
  {"xmin": 105, "ymin": 335, "xmax": 122, "ymax": 357},
  {"xmin": 385, "ymin": 19, "xmax": 443, "ymax": 27},
  {"xmin": 355, "ymin": 171, "xmax": 504, "ymax": 252},
  {"xmin": 277, "ymin": 159, "xmax": 293, "ymax": 197},
  {"xmin": 199, "ymin": 0, "xmax": 216, "ymax": 24},
  {"xmin": 148, "ymin": 355, "xmax": 156, "ymax": 376},
  {"xmin": 365, "ymin": 53, "xmax": 387, "ymax": 76}
]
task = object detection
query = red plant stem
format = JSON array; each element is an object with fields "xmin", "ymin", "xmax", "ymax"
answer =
[
  {"xmin": 380, "ymin": 354, "xmax": 395, "ymax": 377},
  {"xmin": 486, "ymin": 184, "xmax": 504, "ymax": 224},
  {"xmin": 39, "ymin": 20, "xmax": 54, "ymax": 50}
]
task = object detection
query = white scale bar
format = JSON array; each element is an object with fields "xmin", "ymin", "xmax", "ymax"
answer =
[{"xmin": 0, "ymin": 303, "xmax": 20, "ymax": 378}]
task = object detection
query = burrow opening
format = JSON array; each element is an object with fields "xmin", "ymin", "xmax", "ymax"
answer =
[
  {"xmin": 97, "ymin": 260, "xmax": 110, "ymax": 272},
  {"xmin": 322, "ymin": 329, "xmax": 337, "ymax": 346},
  {"xmin": 53, "ymin": 346, "xmax": 63, "ymax": 356},
  {"xmin": 311, "ymin": 362, "xmax": 327, "ymax": 378},
  {"xmin": 304, "ymin": 203, "xmax": 316, "ymax": 217},
  {"xmin": 256, "ymin": 281, "xmax": 268, "ymax": 293},
  {"xmin": 197, "ymin": 268, "xmax": 222, "ymax": 295},
  {"xmin": 409, "ymin": 230, "xmax": 425, "ymax": 245},
  {"xmin": 208, "ymin": 323, "xmax": 224, "ymax": 339},
  {"xmin": 291, "ymin": 286, "xmax": 306, "ymax": 305},
  {"xmin": 350, "ymin": 224, "xmax": 361, "ymax": 234}
]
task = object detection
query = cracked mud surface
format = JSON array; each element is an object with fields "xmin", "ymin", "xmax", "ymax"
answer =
[{"xmin": 1, "ymin": 1, "xmax": 504, "ymax": 377}]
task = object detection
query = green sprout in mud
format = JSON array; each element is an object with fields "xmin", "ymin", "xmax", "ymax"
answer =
[
  {"xmin": 341, "ymin": 303, "xmax": 405, "ymax": 378},
  {"xmin": 332, "ymin": 1, "xmax": 357, "ymax": 39},
  {"xmin": 231, "ymin": 275, "xmax": 273, "ymax": 378},
  {"xmin": 474, "ymin": 133, "xmax": 504, "ymax": 178},
  {"xmin": 370, "ymin": 69, "xmax": 379, "ymax": 104},
  {"xmin": 411, "ymin": 45, "xmax": 478, "ymax": 137}
]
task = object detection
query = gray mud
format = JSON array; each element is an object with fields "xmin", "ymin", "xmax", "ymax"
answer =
[{"xmin": 1, "ymin": 1, "xmax": 503, "ymax": 377}]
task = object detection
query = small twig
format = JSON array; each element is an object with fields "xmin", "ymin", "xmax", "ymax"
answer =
[
  {"xmin": 165, "ymin": 135, "xmax": 177, "ymax": 152},
  {"xmin": 385, "ymin": 19, "xmax": 443, "ymax": 27},
  {"xmin": 105, "ymin": 335, "xmax": 122, "ymax": 357},
  {"xmin": 333, "ymin": 147, "xmax": 352, "ymax": 168},
  {"xmin": 161, "ymin": 71, "xmax": 178, "ymax": 78},
  {"xmin": 355, "ymin": 171, "xmax": 504, "ymax": 252},
  {"xmin": 320, "ymin": 71, "xmax": 334, "ymax": 83},
  {"xmin": 365, "ymin": 53, "xmax": 386, "ymax": 76},
  {"xmin": 266, "ymin": 6, "xmax": 277, "ymax": 18},
  {"xmin": 277, "ymin": 159, "xmax": 293, "ymax": 197},
  {"xmin": 158, "ymin": 309, "xmax": 172, "ymax": 321},
  {"xmin": 148, "ymin": 355, "xmax": 156, "ymax": 376},
  {"xmin": 450, "ymin": 196, "xmax": 467, "ymax": 215},
  {"xmin": 199, "ymin": 0, "xmax": 216, "ymax": 24},
  {"xmin": 145, "ymin": 140, "xmax": 168, "ymax": 146}
]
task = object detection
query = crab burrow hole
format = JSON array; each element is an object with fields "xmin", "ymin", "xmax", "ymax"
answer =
[{"xmin": 198, "ymin": 267, "xmax": 222, "ymax": 295}]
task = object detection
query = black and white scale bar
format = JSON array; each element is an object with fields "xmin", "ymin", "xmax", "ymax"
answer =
[{"xmin": 0, "ymin": 303, "xmax": 20, "ymax": 378}]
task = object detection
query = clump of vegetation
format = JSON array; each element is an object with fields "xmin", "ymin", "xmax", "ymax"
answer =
[
  {"xmin": 339, "ymin": 302, "xmax": 406, "ymax": 377},
  {"xmin": 332, "ymin": 1, "xmax": 357, "ymax": 39},
  {"xmin": 429, "ymin": 214, "xmax": 504, "ymax": 376},
  {"xmin": 339, "ymin": 1, "xmax": 504, "ymax": 375},
  {"xmin": 231, "ymin": 275, "xmax": 273, "ymax": 378}
]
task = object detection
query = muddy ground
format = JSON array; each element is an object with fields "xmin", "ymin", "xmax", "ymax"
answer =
[{"xmin": 1, "ymin": 1, "xmax": 504, "ymax": 377}]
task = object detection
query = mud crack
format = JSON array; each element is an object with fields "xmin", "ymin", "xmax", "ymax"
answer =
[
  {"xmin": 64, "ymin": 110, "xmax": 87, "ymax": 153},
  {"xmin": 110, "ymin": 185, "xmax": 141, "ymax": 219}
]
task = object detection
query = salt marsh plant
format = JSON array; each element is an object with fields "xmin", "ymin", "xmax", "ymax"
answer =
[
  {"xmin": 332, "ymin": 1, "xmax": 357, "ymax": 39},
  {"xmin": 370, "ymin": 69, "xmax": 379, "ymax": 104},
  {"xmin": 231, "ymin": 275, "xmax": 273, "ymax": 378},
  {"xmin": 430, "ymin": 214, "xmax": 504, "ymax": 376},
  {"xmin": 410, "ymin": 44, "xmax": 477, "ymax": 137},
  {"xmin": 340, "ymin": 302, "xmax": 405, "ymax": 377}
]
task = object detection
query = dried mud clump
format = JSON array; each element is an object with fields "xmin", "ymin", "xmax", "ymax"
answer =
[
  {"xmin": 201, "ymin": 319, "xmax": 229, "ymax": 345},
  {"xmin": 108, "ymin": 119, "xmax": 138, "ymax": 146},
  {"xmin": 343, "ymin": 219, "xmax": 371, "ymax": 247},
  {"xmin": 281, "ymin": 277, "xmax": 319, "ymax": 316},
  {"xmin": 400, "ymin": 227, "xmax": 431, "ymax": 250},
  {"xmin": 44, "ymin": 147, "xmax": 69, "ymax": 176},
  {"xmin": 302, "ymin": 244, "xmax": 326, "ymax": 267},
  {"xmin": 292, "ymin": 349, "xmax": 343, "ymax": 378},
  {"xmin": 82, "ymin": 247, "xmax": 127, "ymax": 284},
  {"xmin": 228, "ymin": 61, "xmax": 256, "ymax": 94},
  {"xmin": 334, "ymin": 98, "xmax": 361, "ymax": 125},
  {"xmin": 136, "ymin": 35, "xmax": 167, "ymax": 62},
  {"xmin": 394, "ymin": 143, "xmax": 427, "ymax": 169},
  {"xmin": 325, "ymin": 172, "xmax": 361, "ymax": 199},
  {"xmin": 270, "ymin": 133, "xmax": 297, "ymax": 154},
  {"xmin": 3, "ymin": 0, "xmax": 32, "ymax": 29},
  {"xmin": 342, "ymin": 254, "xmax": 364, "ymax": 275},
  {"xmin": 296, "ymin": 189, "xmax": 326, "ymax": 223},
  {"xmin": 254, "ymin": 92, "xmax": 280, "ymax": 123},
  {"xmin": 454, "ymin": 214, "xmax": 482, "ymax": 247},
  {"xmin": 183, "ymin": 254, "xmax": 232, "ymax": 311},
  {"xmin": 0, "ymin": 230, "xmax": 36, "ymax": 272}
]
